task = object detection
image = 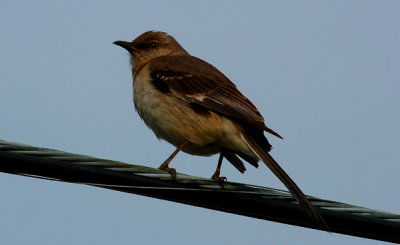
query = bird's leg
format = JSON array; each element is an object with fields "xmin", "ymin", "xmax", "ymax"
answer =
[
  {"xmin": 159, "ymin": 140, "xmax": 190, "ymax": 174},
  {"xmin": 211, "ymin": 153, "xmax": 227, "ymax": 182}
]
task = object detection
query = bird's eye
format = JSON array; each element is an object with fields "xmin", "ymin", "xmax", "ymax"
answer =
[{"xmin": 150, "ymin": 41, "xmax": 159, "ymax": 48}]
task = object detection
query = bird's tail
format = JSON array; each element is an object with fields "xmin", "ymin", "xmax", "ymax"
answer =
[{"xmin": 242, "ymin": 130, "xmax": 328, "ymax": 230}]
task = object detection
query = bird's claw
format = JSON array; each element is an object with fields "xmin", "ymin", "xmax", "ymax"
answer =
[
  {"xmin": 159, "ymin": 165, "xmax": 176, "ymax": 175},
  {"xmin": 211, "ymin": 174, "xmax": 227, "ymax": 182}
]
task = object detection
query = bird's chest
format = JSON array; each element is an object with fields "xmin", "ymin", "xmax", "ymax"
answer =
[
  {"xmin": 133, "ymin": 71, "xmax": 188, "ymax": 144},
  {"xmin": 131, "ymin": 69, "xmax": 249, "ymax": 156}
]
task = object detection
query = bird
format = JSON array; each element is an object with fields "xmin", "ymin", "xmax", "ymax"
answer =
[{"xmin": 113, "ymin": 31, "xmax": 327, "ymax": 228}]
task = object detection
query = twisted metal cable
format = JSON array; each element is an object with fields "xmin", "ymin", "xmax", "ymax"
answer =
[{"xmin": 0, "ymin": 139, "xmax": 399, "ymax": 243}]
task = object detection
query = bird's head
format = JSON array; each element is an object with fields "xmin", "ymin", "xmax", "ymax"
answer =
[{"xmin": 114, "ymin": 31, "xmax": 188, "ymax": 73}]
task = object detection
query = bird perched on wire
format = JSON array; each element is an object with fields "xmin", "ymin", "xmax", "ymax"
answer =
[{"xmin": 113, "ymin": 31, "xmax": 327, "ymax": 228}]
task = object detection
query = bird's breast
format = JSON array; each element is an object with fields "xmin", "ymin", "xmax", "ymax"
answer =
[{"xmin": 132, "ymin": 67, "xmax": 254, "ymax": 157}]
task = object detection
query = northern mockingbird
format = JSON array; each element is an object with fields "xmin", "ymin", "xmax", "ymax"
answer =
[{"xmin": 114, "ymin": 31, "xmax": 327, "ymax": 228}]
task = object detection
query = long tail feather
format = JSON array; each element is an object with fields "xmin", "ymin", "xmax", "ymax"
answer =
[{"xmin": 242, "ymin": 131, "xmax": 329, "ymax": 230}]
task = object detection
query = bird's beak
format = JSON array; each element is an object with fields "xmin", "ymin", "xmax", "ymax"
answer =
[{"xmin": 113, "ymin": 40, "xmax": 135, "ymax": 52}]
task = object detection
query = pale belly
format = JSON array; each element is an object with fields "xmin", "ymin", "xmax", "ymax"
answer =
[{"xmin": 133, "ymin": 71, "xmax": 253, "ymax": 157}]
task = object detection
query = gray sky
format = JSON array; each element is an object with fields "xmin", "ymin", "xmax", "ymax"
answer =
[{"xmin": 1, "ymin": 1, "xmax": 399, "ymax": 244}]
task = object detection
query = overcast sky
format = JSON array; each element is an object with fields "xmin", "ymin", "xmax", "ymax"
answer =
[{"xmin": 1, "ymin": 1, "xmax": 399, "ymax": 244}]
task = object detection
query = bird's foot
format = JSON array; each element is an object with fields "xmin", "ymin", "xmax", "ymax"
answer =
[
  {"xmin": 211, "ymin": 173, "xmax": 227, "ymax": 182},
  {"xmin": 158, "ymin": 165, "xmax": 176, "ymax": 175}
]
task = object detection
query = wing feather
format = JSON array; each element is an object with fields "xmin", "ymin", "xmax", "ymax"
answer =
[{"xmin": 149, "ymin": 55, "xmax": 282, "ymax": 138}]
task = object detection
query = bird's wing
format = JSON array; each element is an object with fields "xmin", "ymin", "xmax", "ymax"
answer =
[{"xmin": 149, "ymin": 55, "xmax": 282, "ymax": 139}]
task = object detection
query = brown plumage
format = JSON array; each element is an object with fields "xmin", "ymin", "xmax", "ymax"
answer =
[{"xmin": 113, "ymin": 31, "xmax": 328, "ymax": 229}]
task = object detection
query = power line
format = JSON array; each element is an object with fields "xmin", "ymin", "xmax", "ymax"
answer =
[{"xmin": 0, "ymin": 139, "xmax": 399, "ymax": 243}]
